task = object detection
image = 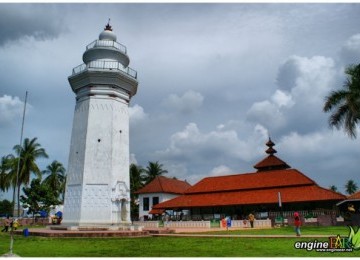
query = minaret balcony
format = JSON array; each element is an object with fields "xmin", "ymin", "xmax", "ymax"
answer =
[
  {"xmin": 86, "ymin": 39, "xmax": 127, "ymax": 54},
  {"xmin": 72, "ymin": 61, "xmax": 137, "ymax": 79}
]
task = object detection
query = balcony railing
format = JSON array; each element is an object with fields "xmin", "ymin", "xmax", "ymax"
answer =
[
  {"xmin": 86, "ymin": 40, "xmax": 127, "ymax": 54},
  {"xmin": 71, "ymin": 61, "xmax": 137, "ymax": 79}
]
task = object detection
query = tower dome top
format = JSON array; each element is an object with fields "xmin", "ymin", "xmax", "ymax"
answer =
[{"xmin": 99, "ymin": 20, "xmax": 117, "ymax": 41}]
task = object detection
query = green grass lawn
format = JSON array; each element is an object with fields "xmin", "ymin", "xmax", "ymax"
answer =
[
  {"xmin": 197, "ymin": 225, "xmax": 349, "ymax": 235},
  {"xmin": 0, "ymin": 226, "xmax": 358, "ymax": 257}
]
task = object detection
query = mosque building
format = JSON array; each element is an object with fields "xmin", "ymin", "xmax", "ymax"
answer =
[{"xmin": 148, "ymin": 139, "xmax": 346, "ymax": 223}]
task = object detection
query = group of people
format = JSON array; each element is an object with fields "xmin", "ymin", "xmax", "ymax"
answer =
[
  {"xmin": 247, "ymin": 212, "xmax": 301, "ymax": 236},
  {"xmin": 1, "ymin": 216, "xmax": 19, "ymax": 232}
]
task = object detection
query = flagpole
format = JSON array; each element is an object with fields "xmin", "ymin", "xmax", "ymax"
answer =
[
  {"xmin": 278, "ymin": 191, "xmax": 283, "ymax": 227},
  {"xmin": 8, "ymin": 91, "xmax": 28, "ymax": 257}
]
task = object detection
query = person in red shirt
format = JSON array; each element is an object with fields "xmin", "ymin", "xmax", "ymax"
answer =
[{"xmin": 294, "ymin": 212, "xmax": 301, "ymax": 236}]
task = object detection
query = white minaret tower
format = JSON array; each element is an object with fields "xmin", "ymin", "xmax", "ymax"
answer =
[{"xmin": 63, "ymin": 22, "xmax": 138, "ymax": 227}]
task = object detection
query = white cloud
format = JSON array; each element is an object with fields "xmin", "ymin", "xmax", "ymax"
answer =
[
  {"xmin": 254, "ymin": 124, "xmax": 269, "ymax": 141},
  {"xmin": 163, "ymin": 162, "xmax": 189, "ymax": 179},
  {"xmin": 340, "ymin": 34, "xmax": 360, "ymax": 65},
  {"xmin": 162, "ymin": 90, "xmax": 204, "ymax": 114},
  {"xmin": 280, "ymin": 131, "xmax": 329, "ymax": 156},
  {"xmin": 286, "ymin": 56, "xmax": 336, "ymax": 103},
  {"xmin": 271, "ymin": 89, "xmax": 294, "ymax": 108},
  {"xmin": 209, "ymin": 165, "xmax": 233, "ymax": 177},
  {"xmin": 156, "ymin": 122, "xmax": 268, "ymax": 164},
  {"xmin": 246, "ymin": 89, "xmax": 294, "ymax": 130},
  {"xmin": 129, "ymin": 104, "xmax": 148, "ymax": 125},
  {"xmin": 0, "ymin": 95, "xmax": 26, "ymax": 126},
  {"xmin": 277, "ymin": 128, "xmax": 360, "ymax": 194},
  {"xmin": 280, "ymin": 128, "xmax": 360, "ymax": 159},
  {"xmin": 247, "ymin": 99, "xmax": 286, "ymax": 130},
  {"xmin": 129, "ymin": 153, "xmax": 138, "ymax": 165},
  {"xmin": 247, "ymin": 55, "xmax": 337, "ymax": 133}
]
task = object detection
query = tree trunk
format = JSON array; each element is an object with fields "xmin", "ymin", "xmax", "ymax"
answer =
[
  {"xmin": 11, "ymin": 186, "xmax": 16, "ymax": 216},
  {"xmin": 17, "ymin": 184, "xmax": 20, "ymax": 217}
]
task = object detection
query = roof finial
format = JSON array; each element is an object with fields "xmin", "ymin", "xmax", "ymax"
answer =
[
  {"xmin": 105, "ymin": 18, "xmax": 112, "ymax": 31},
  {"xmin": 265, "ymin": 137, "xmax": 277, "ymax": 155}
]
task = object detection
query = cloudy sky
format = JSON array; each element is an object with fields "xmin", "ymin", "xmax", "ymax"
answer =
[{"xmin": 1, "ymin": 3, "xmax": 360, "ymax": 199}]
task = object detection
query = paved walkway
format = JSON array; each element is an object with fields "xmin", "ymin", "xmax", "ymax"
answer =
[{"xmin": 160, "ymin": 227, "xmax": 330, "ymax": 238}]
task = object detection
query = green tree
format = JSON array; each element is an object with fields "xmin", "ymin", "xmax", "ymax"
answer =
[
  {"xmin": 142, "ymin": 161, "xmax": 168, "ymax": 185},
  {"xmin": 42, "ymin": 160, "xmax": 66, "ymax": 202},
  {"xmin": 129, "ymin": 163, "xmax": 145, "ymax": 220},
  {"xmin": 130, "ymin": 163, "xmax": 145, "ymax": 192},
  {"xmin": 323, "ymin": 63, "xmax": 360, "ymax": 138},
  {"xmin": 329, "ymin": 185, "xmax": 338, "ymax": 192},
  {"xmin": 0, "ymin": 199, "xmax": 13, "ymax": 216},
  {"xmin": 20, "ymin": 178, "xmax": 60, "ymax": 218},
  {"xmin": 1, "ymin": 154, "xmax": 18, "ymax": 215},
  {"xmin": 13, "ymin": 137, "xmax": 48, "ymax": 215},
  {"xmin": 0, "ymin": 155, "xmax": 14, "ymax": 192},
  {"xmin": 345, "ymin": 179, "xmax": 358, "ymax": 195}
]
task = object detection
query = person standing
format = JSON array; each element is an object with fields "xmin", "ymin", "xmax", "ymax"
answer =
[
  {"xmin": 248, "ymin": 213, "xmax": 255, "ymax": 228},
  {"xmin": 12, "ymin": 219, "xmax": 19, "ymax": 230},
  {"xmin": 294, "ymin": 212, "xmax": 301, "ymax": 236},
  {"xmin": 1, "ymin": 216, "xmax": 11, "ymax": 232}
]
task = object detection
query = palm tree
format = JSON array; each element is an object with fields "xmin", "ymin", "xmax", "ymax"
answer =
[
  {"xmin": 42, "ymin": 160, "xmax": 66, "ymax": 202},
  {"xmin": 129, "ymin": 163, "xmax": 145, "ymax": 220},
  {"xmin": 142, "ymin": 161, "xmax": 168, "ymax": 185},
  {"xmin": 13, "ymin": 137, "xmax": 48, "ymax": 215},
  {"xmin": 0, "ymin": 155, "xmax": 14, "ymax": 192},
  {"xmin": 329, "ymin": 185, "xmax": 338, "ymax": 192},
  {"xmin": 323, "ymin": 63, "xmax": 360, "ymax": 139},
  {"xmin": 1, "ymin": 154, "xmax": 18, "ymax": 213},
  {"xmin": 345, "ymin": 179, "xmax": 358, "ymax": 195},
  {"xmin": 130, "ymin": 163, "xmax": 145, "ymax": 192},
  {"xmin": 59, "ymin": 178, "xmax": 67, "ymax": 203}
]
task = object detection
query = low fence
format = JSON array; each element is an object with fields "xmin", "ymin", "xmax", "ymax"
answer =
[
  {"xmin": 133, "ymin": 221, "xmax": 159, "ymax": 228},
  {"xmin": 0, "ymin": 217, "xmax": 49, "ymax": 226},
  {"xmin": 134, "ymin": 219, "xmax": 271, "ymax": 229},
  {"xmin": 225, "ymin": 219, "xmax": 271, "ymax": 228},
  {"xmin": 268, "ymin": 209, "xmax": 338, "ymax": 219},
  {"xmin": 165, "ymin": 220, "xmax": 211, "ymax": 229},
  {"xmin": 133, "ymin": 221, "xmax": 211, "ymax": 229},
  {"xmin": 273, "ymin": 215, "xmax": 344, "ymax": 227}
]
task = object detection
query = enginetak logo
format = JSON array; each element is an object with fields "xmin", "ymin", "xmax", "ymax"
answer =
[{"xmin": 294, "ymin": 226, "xmax": 360, "ymax": 253}]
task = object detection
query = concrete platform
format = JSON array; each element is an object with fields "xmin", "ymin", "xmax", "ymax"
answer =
[
  {"xmin": 12, "ymin": 225, "xmax": 178, "ymax": 238},
  {"xmin": 13, "ymin": 228, "xmax": 151, "ymax": 238}
]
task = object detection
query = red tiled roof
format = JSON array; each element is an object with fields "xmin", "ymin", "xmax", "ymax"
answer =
[
  {"xmin": 151, "ymin": 140, "xmax": 346, "ymax": 210},
  {"xmin": 347, "ymin": 191, "xmax": 360, "ymax": 200},
  {"xmin": 184, "ymin": 169, "xmax": 314, "ymax": 194},
  {"xmin": 254, "ymin": 154, "xmax": 290, "ymax": 171},
  {"xmin": 153, "ymin": 185, "xmax": 346, "ymax": 209},
  {"xmin": 335, "ymin": 190, "xmax": 360, "ymax": 206},
  {"xmin": 135, "ymin": 176, "xmax": 191, "ymax": 194},
  {"xmin": 149, "ymin": 208, "xmax": 165, "ymax": 215}
]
